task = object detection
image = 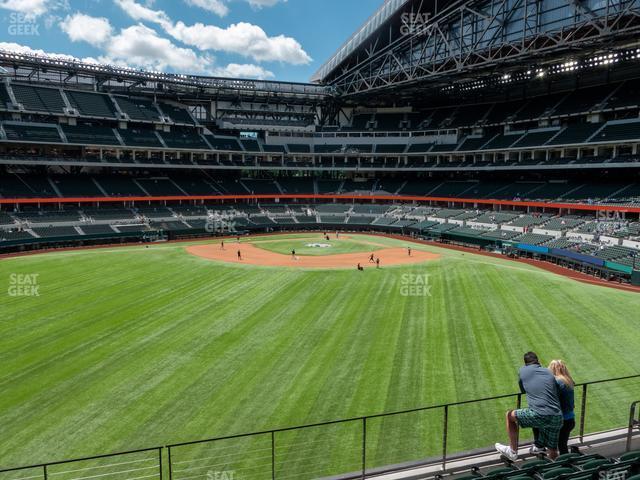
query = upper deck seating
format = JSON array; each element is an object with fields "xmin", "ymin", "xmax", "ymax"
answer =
[
  {"xmin": 12, "ymin": 84, "xmax": 66, "ymax": 114},
  {"xmin": 66, "ymin": 90, "xmax": 117, "ymax": 118},
  {"xmin": 114, "ymin": 96, "xmax": 160, "ymax": 122}
]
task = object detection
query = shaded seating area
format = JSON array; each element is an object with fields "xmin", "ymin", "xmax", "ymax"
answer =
[
  {"xmin": 66, "ymin": 90, "xmax": 118, "ymax": 118},
  {"xmin": 3, "ymin": 123, "xmax": 62, "ymax": 143},
  {"xmin": 11, "ymin": 84, "xmax": 66, "ymax": 114}
]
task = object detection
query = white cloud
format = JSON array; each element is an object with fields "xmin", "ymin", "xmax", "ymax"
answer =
[
  {"xmin": 185, "ymin": 0, "xmax": 228, "ymax": 17},
  {"xmin": 212, "ymin": 63, "xmax": 274, "ymax": 79},
  {"xmin": 114, "ymin": 0, "xmax": 311, "ymax": 65},
  {"xmin": 245, "ymin": 0, "xmax": 285, "ymax": 8},
  {"xmin": 101, "ymin": 24, "xmax": 213, "ymax": 73},
  {"xmin": 60, "ymin": 13, "xmax": 112, "ymax": 46},
  {"xmin": 112, "ymin": 0, "xmax": 172, "ymax": 29},
  {"xmin": 184, "ymin": 0, "xmax": 286, "ymax": 16},
  {"xmin": 168, "ymin": 21, "xmax": 311, "ymax": 65},
  {"xmin": 0, "ymin": 0, "xmax": 49, "ymax": 16}
]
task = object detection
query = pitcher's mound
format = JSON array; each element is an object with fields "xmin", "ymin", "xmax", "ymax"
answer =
[{"xmin": 187, "ymin": 242, "xmax": 440, "ymax": 269}]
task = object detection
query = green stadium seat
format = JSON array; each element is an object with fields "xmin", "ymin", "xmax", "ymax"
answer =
[
  {"xmin": 571, "ymin": 454, "xmax": 606, "ymax": 466},
  {"xmin": 114, "ymin": 96, "xmax": 160, "ymax": 122},
  {"xmin": 620, "ymin": 451, "xmax": 640, "ymax": 462},
  {"xmin": 577, "ymin": 459, "xmax": 611, "ymax": 473},
  {"xmin": 517, "ymin": 459, "xmax": 552, "ymax": 473},
  {"xmin": 456, "ymin": 474, "xmax": 482, "ymax": 480},
  {"xmin": 66, "ymin": 90, "xmax": 117, "ymax": 118},
  {"xmin": 482, "ymin": 467, "xmax": 518, "ymax": 480},
  {"xmin": 554, "ymin": 453, "xmax": 583, "ymax": 464},
  {"xmin": 12, "ymin": 84, "xmax": 66, "ymax": 114},
  {"xmin": 158, "ymin": 103, "xmax": 195, "ymax": 124},
  {"xmin": 558, "ymin": 472, "xmax": 593, "ymax": 480},
  {"xmin": 541, "ymin": 467, "xmax": 576, "ymax": 480}
]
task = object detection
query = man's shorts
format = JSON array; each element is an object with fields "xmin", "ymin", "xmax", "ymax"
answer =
[{"xmin": 515, "ymin": 409, "xmax": 563, "ymax": 449}]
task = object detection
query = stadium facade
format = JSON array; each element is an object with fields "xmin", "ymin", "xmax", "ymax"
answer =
[{"xmin": 1, "ymin": 0, "xmax": 640, "ymax": 282}]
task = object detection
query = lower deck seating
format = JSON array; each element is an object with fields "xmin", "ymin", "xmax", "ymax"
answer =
[
  {"xmin": 14, "ymin": 209, "xmax": 80, "ymax": 223},
  {"xmin": 455, "ymin": 451, "xmax": 640, "ymax": 480},
  {"xmin": 514, "ymin": 232, "xmax": 554, "ymax": 245},
  {"xmin": 32, "ymin": 226, "xmax": 79, "ymax": 237},
  {"xmin": 0, "ymin": 228, "xmax": 35, "ymax": 241},
  {"xmin": 79, "ymin": 224, "xmax": 117, "ymax": 235},
  {"xmin": 137, "ymin": 207, "xmax": 174, "ymax": 219}
]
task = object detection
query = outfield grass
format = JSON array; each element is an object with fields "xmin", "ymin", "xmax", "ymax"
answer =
[{"xmin": 0, "ymin": 234, "xmax": 639, "ymax": 477}]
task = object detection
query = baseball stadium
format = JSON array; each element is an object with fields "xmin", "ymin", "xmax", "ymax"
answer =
[{"xmin": 1, "ymin": 1, "xmax": 640, "ymax": 479}]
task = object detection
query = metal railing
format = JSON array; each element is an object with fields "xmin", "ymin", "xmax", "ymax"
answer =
[
  {"xmin": 1, "ymin": 374, "xmax": 638, "ymax": 480},
  {"xmin": 628, "ymin": 400, "xmax": 640, "ymax": 452},
  {"xmin": 0, "ymin": 447, "xmax": 162, "ymax": 480},
  {"xmin": 165, "ymin": 373, "xmax": 640, "ymax": 479}
]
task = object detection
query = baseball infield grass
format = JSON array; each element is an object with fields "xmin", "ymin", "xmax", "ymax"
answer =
[
  {"xmin": 249, "ymin": 234, "xmax": 381, "ymax": 256},
  {"xmin": 0, "ymin": 234, "xmax": 639, "ymax": 478}
]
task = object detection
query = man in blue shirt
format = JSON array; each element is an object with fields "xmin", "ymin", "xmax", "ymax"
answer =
[{"xmin": 495, "ymin": 352, "xmax": 564, "ymax": 460}]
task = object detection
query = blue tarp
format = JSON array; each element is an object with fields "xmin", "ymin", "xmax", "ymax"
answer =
[
  {"xmin": 517, "ymin": 244, "xmax": 549, "ymax": 254},
  {"xmin": 550, "ymin": 248, "xmax": 605, "ymax": 267}
]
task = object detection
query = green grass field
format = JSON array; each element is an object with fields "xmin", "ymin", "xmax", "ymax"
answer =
[
  {"xmin": 249, "ymin": 234, "xmax": 384, "ymax": 256},
  {"xmin": 1, "ymin": 233, "xmax": 639, "ymax": 477}
]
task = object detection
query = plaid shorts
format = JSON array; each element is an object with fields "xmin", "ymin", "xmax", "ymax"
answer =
[{"xmin": 515, "ymin": 409, "xmax": 563, "ymax": 449}]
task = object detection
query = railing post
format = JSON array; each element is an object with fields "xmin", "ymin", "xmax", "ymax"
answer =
[
  {"xmin": 627, "ymin": 401, "xmax": 638, "ymax": 453},
  {"xmin": 442, "ymin": 405, "xmax": 449, "ymax": 471},
  {"xmin": 271, "ymin": 431, "xmax": 276, "ymax": 480},
  {"xmin": 167, "ymin": 446, "xmax": 173, "ymax": 480},
  {"xmin": 516, "ymin": 394, "xmax": 522, "ymax": 449},
  {"xmin": 158, "ymin": 447, "xmax": 163, "ymax": 480},
  {"xmin": 43, "ymin": 464, "xmax": 48, "ymax": 480},
  {"xmin": 579, "ymin": 384, "xmax": 588, "ymax": 443},
  {"xmin": 361, "ymin": 418, "xmax": 367, "ymax": 480}
]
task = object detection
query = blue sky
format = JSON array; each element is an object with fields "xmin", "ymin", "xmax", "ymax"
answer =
[{"xmin": 0, "ymin": 0, "xmax": 382, "ymax": 82}]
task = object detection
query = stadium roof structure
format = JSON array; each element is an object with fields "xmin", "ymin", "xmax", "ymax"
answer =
[
  {"xmin": 311, "ymin": 0, "xmax": 416, "ymax": 83},
  {"xmin": 0, "ymin": 50, "xmax": 333, "ymax": 104},
  {"xmin": 315, "ymin": 0, "xmax": 640, "ymax": 102}
]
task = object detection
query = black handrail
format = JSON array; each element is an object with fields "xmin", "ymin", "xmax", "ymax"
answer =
[
  {"xmin": 166, "ymin": 373, "xmax": 640, "ymax": 448},
  {"xmin": 1, "ymin": 373, "xmax": 638, "ymax": 478},
  {"xmin": 628, "ymin": 400, "xmax": 640, "ymax": 452}
]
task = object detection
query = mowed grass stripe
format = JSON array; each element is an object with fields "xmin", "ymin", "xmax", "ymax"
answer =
[{"xmin": 0, "ymin": 235, "xmax": 638, "ymax": 469}]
